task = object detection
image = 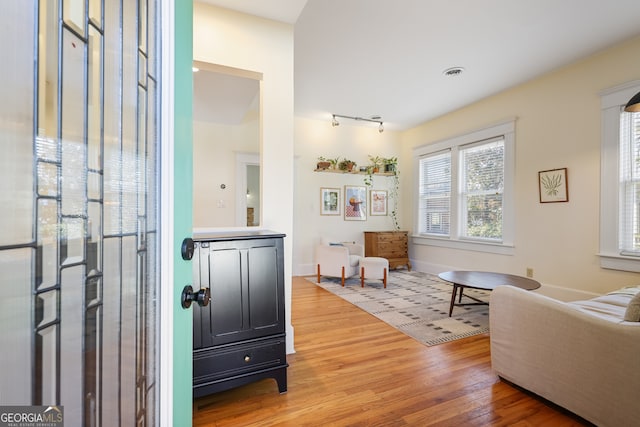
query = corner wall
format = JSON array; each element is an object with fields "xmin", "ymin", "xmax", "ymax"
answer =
[
  {"xmin": 293, "ymin": 117, "xmax": 402, "ymax": 275},
  {"xmin": 400, "ymin": 35, "xmax": 640, "ymax": 295}
]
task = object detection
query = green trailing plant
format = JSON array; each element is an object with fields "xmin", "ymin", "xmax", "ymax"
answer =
[
  {"xmin": 383, "ymin": 156, "xmax": 398, "ymax": 173},
  {"xmin": 389, "ymin": 169, "xmax": 400, "ymax": 230},
  {"xmin": 362, "ymin": 155, "xmax": 401, "ymax": 230}
]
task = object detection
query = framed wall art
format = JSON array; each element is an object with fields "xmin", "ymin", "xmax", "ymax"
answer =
[
  {"xmin": 539, "ymin": 168, "xmax": 568, "ymax": 203},
  {"xmin": 320, "ymin": 187, "xmax": 340, "ymax": 215},
  {"xmin": 370, "ymin": 190, "xmax": 388, "ymax": 216},
  {"xmin": 344, "ymin": 185, "xmax": 367, "ymax": 221}
]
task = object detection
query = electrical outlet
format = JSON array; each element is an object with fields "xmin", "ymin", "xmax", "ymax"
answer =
[{"xmin": 526, "ymin": 268, "xmax": 533, "ymax": 278}]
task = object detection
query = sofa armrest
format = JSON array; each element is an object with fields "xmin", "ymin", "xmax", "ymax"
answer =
[
  {"xmin": 316, "ymin": 244, "xmax": 351, "ymax": 278},
  {"xmin": 490, "ymin": 285, "xmax": 640, "ymax": 427},
  {"xmin": 343, "ymin": 243, "xmax": 364, "ymax": 258}
]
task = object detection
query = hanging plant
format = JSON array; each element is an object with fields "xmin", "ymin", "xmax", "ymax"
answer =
[{"xmin": 389, "ymin": 169, "xmax": 400, "ymax": 230}]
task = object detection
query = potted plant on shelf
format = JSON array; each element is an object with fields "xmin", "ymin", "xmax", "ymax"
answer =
[
  {"xmin": 338, "ymin": 158, "xmax": 356, "ymax": 172},
  {"xmin": 329, "ymin": 157, "xmax": 341, "ymax": 170},
  {"xmin": 383, "ymin": 157, "xmax": 398, "ymax": 173},
  {"xmin": 316, "ymin": 156, "xmax": 331, "ymax": 170},
  {"xmin": 368, "ymin": 155, "xmax": 384, "ymax": 173}
]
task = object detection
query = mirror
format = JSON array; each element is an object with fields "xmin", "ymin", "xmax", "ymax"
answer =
[{"xmin": 192, "ymin": 61, "xmax": 261, "ymax": 228}]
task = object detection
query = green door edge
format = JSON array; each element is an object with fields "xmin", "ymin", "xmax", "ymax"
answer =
[{"xmin": 174, "ymin": 0, "xmax": 194, "ymax": 424}]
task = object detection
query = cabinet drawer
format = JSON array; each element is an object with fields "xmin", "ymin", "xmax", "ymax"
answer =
[{"xmin": 193, "ymin": 336, "xmax": 286, "ymax": 385}]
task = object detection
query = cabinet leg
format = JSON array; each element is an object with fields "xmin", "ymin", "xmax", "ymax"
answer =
[{"xmin": 275, "ymin": 370, "xmax": 288, "ymax": 394}]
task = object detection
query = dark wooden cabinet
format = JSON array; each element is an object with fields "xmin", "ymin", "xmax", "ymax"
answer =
[
  {"xmin": 364, "ymin": 231, "xmax": 411, "ymax": 270},
  {"xmin": 192, "ymin": 231, "xmax": 287, "ymax": 397}
]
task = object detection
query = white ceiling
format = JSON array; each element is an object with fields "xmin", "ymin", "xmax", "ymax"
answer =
[{"xmin": 198, "ymin": 0, "xmax": 640, "ymax": 130}]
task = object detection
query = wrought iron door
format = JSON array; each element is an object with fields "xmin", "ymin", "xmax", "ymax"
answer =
[{"xmin": 0, "ymin": 0, "xmax": 160, "ymax": 425}]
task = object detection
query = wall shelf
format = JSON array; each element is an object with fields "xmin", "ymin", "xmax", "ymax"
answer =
[{"xmin": 314, "ymin": 168, "xmax": 395, "ymax": 177}]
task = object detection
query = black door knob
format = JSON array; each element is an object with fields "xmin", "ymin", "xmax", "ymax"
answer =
[
  {"xmin": 181, "ymin": 237, "xmax": 195, "ymax": 260},
  {"xmin": 181, "ymin": 285, "xmax": 211, "ymax": 309}
]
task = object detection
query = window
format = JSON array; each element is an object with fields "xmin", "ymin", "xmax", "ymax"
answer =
[
  {"xmin": 619, "ymin": 111, "xmax": 640, "ymax": 254},
  {"xmin": 600, "ymin": 81, "xmax": 640, "ymax": 272},
  {"xmin": 413, "ymin": 120, "xmax": 514, "ymax": 254},
  {"xmin": 418, "ymin": 151, "xmax": 451, "ymax": 236},
  {"xmin": 460, "ymin": 138, "xmax": 504, "ymax": 240}
]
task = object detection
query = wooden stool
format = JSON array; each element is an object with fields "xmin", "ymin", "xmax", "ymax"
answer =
[{"xmin": 359, "ymin": 257, "xmax": 388, "ymax": 288}]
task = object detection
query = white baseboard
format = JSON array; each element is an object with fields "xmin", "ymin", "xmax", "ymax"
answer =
[
  {"xmin": 408, "ymin": 258, "xmax": 600, "ymax": 302},
  {"xmin": 294, "ymin": 258, "xmax": 601, "ymax": 302},
  {"xmin": 295, "ymin": 263, "xmax": 316, "ymax": 277}
]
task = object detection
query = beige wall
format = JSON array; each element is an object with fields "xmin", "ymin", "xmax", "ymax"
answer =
[
  {"xmin": 400, "ymin": 35, "xmax": 640, "ymax": 297},
  {"xmin": 193, "ymin": 3, "xmax": 295, "ymax": 352},
  {"xmin": 193, "ymin": 2, "xmax": 640, "ymax": 315}
]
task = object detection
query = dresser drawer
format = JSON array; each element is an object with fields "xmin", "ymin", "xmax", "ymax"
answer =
[
  {"xmin": 193, "ymin": 336, "xmax": 286, "ymax": 386},
  {"xmin": 377, "ymin": 242, "xmax": 407, "ymax": 257},
  {"xmin": 377, "ymin": 232, "xmax": 407, "ymax": 244}
]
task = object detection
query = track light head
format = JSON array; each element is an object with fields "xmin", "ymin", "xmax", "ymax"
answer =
[
  {"xmin": 378, "ymin": 122, "xmax": 384, "ymax": 133},
  {"xmin": 331, "ymin": 115, "xmax": 340, "ymax": 127}
]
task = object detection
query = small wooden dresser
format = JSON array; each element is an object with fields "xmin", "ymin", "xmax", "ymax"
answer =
[{"xmin": 364, "ymin": 231, "xmax": 411, "ymax": 270}]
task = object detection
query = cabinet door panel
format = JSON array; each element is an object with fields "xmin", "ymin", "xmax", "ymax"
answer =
[
  {"xmin": 248, "ymin": 246, "xmax": 280, "ymax": 329},
  {"xmin": 194, "ymin": 236, "xmax": 285, "ymax": 347},
  {"xmin": 209, "ymin": 248, "xmax": 244, "ymax": 339}
]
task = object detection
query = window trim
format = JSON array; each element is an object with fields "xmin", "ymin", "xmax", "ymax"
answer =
[
  {"xmin": 413, "ymin": 119, "xmax": 516, "ymax": 255},
  {"xmin": 599, "ymin": 80, "xmax": 640, "ymax": 272}
]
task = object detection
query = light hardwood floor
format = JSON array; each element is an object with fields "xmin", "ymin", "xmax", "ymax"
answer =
[{"xmin": 193, "ymin": 276, "xmax": 590, "ymax": 426}]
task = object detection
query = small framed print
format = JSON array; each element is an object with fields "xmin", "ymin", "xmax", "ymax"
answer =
[
  {"xmin": 344, "ymin": 185, "xmax": 367, "ymax": 221},
  {"xmin": 320, "ymin": 187, "xmax": 340, "ymax": 215},
  {"xmin": 539, "ymin": 168, "xmax": 568, "ymax": 203},
  {"xmin": 370, "ymin": 190, "xmax": 388, "ymax": 216}
]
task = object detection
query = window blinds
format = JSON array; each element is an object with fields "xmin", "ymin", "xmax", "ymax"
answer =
[
  {"xmin": 418, "ymin": 151, "xmax": 451, "ymax": 235},
  {"xmin": 619, "ymin": 110, "xmax": 640, "ymax": 255}
]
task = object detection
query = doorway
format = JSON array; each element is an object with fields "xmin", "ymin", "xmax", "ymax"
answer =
[{"xmin": 192, "ymin": 62, "xmax": 262, "ymax": 229}]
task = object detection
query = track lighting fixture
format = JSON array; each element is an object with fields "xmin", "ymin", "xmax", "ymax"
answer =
[{"xmin": 331, "ymin": 114, "xmax": 384, "ymax": 133}]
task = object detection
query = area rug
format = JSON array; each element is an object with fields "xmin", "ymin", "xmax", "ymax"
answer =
[{"xmin": 308, "ymin": 270, "xmax": 490, "ymax": 346}]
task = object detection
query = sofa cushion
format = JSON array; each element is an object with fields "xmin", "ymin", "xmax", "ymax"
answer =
[{"xmin": 624, "ymin": 292, "xmax": 640, "ymax": 322}]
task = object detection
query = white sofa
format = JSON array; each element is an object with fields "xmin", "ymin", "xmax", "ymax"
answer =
[
  {"xmin": 490, "ymin": 285, "xmax": 640, "ymax": 427},
  {"xmin": 315, "ymin": 242, "xmax": 364, "ymax": 286}
]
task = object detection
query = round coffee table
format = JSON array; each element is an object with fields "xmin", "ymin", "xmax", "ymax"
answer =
[{"xmin": 438, "ymin": 271, "xmax": 541, "ymax": 317}]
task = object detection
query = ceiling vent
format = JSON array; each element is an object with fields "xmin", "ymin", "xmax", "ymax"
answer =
[{"xmin": 443, "ymin": 67, "xmax": 465, "ymax": 77}]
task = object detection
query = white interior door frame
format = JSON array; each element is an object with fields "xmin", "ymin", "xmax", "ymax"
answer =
[{"xmin": 159, "ymin": 0, "xmax": 175, "ymax": 423}]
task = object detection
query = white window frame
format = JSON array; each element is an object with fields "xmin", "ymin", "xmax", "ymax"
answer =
[
  {"xmin": 599, "ymin": 80, "xmax": 640, "ymax": 272},
  {"xmin": 413, "ymin": 119, "xmax": 515, "ymax": 255}
]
